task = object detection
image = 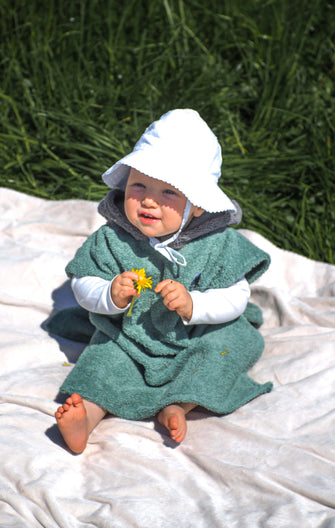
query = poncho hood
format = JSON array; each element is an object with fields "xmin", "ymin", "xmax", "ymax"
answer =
[{"xmin": 98, "ymin": 189, "xmax": 242, "ymax": 251}]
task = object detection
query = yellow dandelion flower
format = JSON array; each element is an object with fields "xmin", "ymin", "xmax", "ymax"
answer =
[
  {"xmin": 127, "ymin": 268, "xmax": 152, "ymax": 317},
  {"xmin": 132, "ymin": 268, "xmax": 153, "ymax": 294}
]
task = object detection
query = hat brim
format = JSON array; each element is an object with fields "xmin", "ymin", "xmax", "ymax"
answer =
[{"xmin": 102, "ymin": 159, "xmax": 236, "ymax": 214}]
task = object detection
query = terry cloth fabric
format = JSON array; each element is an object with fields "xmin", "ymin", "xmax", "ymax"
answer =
[{"xmin": 57, "ymin": 224, "xmax": 273, "ymax": 419}]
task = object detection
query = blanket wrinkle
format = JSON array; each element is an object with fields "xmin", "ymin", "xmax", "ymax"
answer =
[
  {"xmin": 0, "ymin": 394, "xmax": 56, "ymax": 416},
  {"xmin": 1, "ymin": 188, "xmax": 335, "ymax": 528},
  {"xmin": 250, "ymin": 286, "xmax": 335, "ymax": 329}
]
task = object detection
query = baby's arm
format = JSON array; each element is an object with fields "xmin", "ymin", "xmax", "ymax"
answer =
[
  {"xmin": 71, "ymin": 272, "xmax": 138, "ymax": 315},
  {"xmin": 187, "ymin": 277, "xmax": 250, "ymax": 324},
  {"xmin": 155, "ymin": 277, "xmax": 250, "ymax": 324},
  {"xmin": 72, "ymin": 274, "xmax": 250, "ymax": 323}
]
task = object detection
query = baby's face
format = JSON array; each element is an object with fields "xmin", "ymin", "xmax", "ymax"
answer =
[{"xmin": 125, "ymin": 169, "xmax": 202, "ymax": 238}]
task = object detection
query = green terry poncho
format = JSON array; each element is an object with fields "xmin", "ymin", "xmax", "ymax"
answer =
[{"xmin": 57, "ymin": 224, "xmax": 272, "ymax": 420}]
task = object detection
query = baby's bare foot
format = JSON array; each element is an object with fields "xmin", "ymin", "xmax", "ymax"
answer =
[
  {"xmin": 55, "ymin": 393, "xmax": 88, "ymax": 453},
  {"xmin": 158, "ymin": 404, "xmax": 187, "ymax": 443}
]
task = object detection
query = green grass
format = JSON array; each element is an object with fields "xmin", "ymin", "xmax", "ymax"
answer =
[{"xmin": 1, "ymin": 0, "xmax": 334, "ymax": 263}]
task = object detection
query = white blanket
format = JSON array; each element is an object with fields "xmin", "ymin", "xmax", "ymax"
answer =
[{"xmin": 1, "ymin": 187, "xmax": 334, "ymax": 527}]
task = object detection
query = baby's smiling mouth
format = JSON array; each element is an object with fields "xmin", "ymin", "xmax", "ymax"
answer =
[
  {"xmin": 139, "ymin": 212, "xmax": 160, "ymax": 223},
  {"xmin": 140, "ymin": 212, "xmax": 159, "ymax": 219}
]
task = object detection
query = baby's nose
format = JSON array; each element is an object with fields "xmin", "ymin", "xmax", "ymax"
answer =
[{"xmin": 142, "ymin": 194, "xmax": 158, "ymax": 206}]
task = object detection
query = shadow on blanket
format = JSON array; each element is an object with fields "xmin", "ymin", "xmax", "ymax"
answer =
[{"xmin": 42, "ymin": 280, "xmax": 87, "ymax": 363}]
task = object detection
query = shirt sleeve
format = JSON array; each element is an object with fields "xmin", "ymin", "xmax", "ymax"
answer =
[
  {"xmin": 71, "ymin": 275, "xmax": 250, "ymax": 324},
  {"xmin": 71, "ymin": 276, "xmax": 130, "ymax": 315},
  {"xmin": 184, "ymin": 277, "xmax": 250, "ymax": 325}
]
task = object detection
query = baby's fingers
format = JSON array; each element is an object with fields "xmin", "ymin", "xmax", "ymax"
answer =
[
  {"xmin": 112, "ymin": 272, "xmax": 138, "ymax": 301},
  {"xmin": 121, "ymin": 271, "xmax": 140, "ymax": 283},
  {"xmin": 154, "ymin": 279, "xmax": 175, "ymax": 294}
]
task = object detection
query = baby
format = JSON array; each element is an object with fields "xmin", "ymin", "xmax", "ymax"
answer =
[{"xmin": 55, "ymin": 109, "xmax": 272, "ymax": 453}]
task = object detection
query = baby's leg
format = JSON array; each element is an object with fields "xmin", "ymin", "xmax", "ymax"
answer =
[
  {"xmin": 158, "ymin": 402, "xmax": 196, "ymax": 443},
  {"xmin": 55, "ymin": 393, "xmax": 106, "ymax": 453}
]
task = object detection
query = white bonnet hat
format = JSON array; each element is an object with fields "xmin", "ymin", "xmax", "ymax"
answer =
[{"xmin": 102, "ymin": 109, "xmax": 236, "ymax": 213}]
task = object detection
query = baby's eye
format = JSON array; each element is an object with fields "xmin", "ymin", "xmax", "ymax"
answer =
[
  {"xmin": 133, "ymin": 182, "xmax": 145, "ymax": 189},
  {"xmin": 163, "ymin": 189, "xmax": 176, "ymax": 195}
]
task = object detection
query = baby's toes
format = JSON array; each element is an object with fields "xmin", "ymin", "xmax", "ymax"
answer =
[{"xmin": 55, "ymin": 406, "xmax": 65, "ymax": 418}]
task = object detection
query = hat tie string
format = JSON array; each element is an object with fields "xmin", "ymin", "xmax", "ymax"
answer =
[{"xmin": 149, "ymin": 200, "xmax": 191, "ymax": 267}]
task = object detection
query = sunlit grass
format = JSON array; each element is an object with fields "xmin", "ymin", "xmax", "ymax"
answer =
[{"xmin": 1, "ymin": 0, "xmax": 334, "ymax": 262}]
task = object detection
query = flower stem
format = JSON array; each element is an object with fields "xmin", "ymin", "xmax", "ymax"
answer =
[{"xmin": 126, "ymin": 296, "xmax": 136, "ymax": 317}]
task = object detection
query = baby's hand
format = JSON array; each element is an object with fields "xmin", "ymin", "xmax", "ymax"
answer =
[
  {"xmin": 111, "ymin": 271, "xmax": 139, "ymax": 309},
  {"xmin": 155, "ymin": 279, "xmax": 193, "ymax": 321}
]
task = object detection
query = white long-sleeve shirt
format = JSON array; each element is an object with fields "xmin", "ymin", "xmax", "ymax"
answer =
[{"xmin": 71, "ymin": 275, "xmax": 250, "ymax": 325}]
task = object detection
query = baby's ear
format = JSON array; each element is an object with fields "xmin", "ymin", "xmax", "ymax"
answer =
[{"xmin": 193, "ymin": 207, "xmax": 205, "ymax": 218}]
